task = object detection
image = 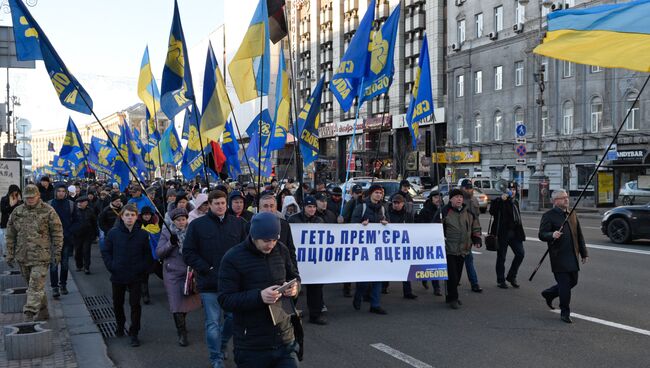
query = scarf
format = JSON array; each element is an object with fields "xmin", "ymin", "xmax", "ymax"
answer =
[
  {"xmin": 565, "ymin": 210, "xmax": 580, "ymax": 258},
  {"xmin": 170, "ymin": 223, "xmax": 187, "ymax": 254}
]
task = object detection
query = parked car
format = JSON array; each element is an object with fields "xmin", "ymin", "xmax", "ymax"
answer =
[
  {"xmin": 458, "ymin": 178, "xmax": 508, "ymax": 201},
  {"xmin": 406, "ymin": 176, "xmax": 434, "ymax": 190},
  {"xmin": 440, "ymin": 187, "xmax": 488, "ymax": 213},
  {"xmin": 619, "ymin": 180, "xmax": 650, "ymax": 205},
  {"xmin": 601, "ymin": 203, "xmax": 650, "ymax": 244},
  {"xmin": 339, "ymin": 178, "xmax": 418, "ymax": 201}
]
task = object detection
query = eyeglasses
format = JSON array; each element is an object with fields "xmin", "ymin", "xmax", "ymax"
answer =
[{"xmin": 554, "ymin": 196, "xmax": 569, "ymax": 200}]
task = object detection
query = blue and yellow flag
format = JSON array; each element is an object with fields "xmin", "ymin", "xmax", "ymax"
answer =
[
  {"xmin": 113, "ymin": 125, "xmax": 131, "ymax": 191},
  {"xmin": 160, "ymin": 122, "xmax": 183, "ymax": 165},
  {"xmin": 180, "ymin": 106, "xmax": 205, "ymax": 179},
  {"xmin": 88, "ymin": 136, "xmax": 116, "ymax": 175},
  {"xmin": 9, "ymin": 0, "xmax": 93, "ymax": 114},
  {"xmin": 222, "ymin": 119, "xmax": 241, "ymax": 179},
  {"xmin": 245, "ymin": 110, "xmax": 273, "ymax": 177},
  {"xmin": 58, "ymin": 117, "xmax": 87, "ymax": 177},
  {"xmin": 228, "ymin": 0, "xmax": 271, "ymax": 104},
  {"xmin": 201, "ymin": 41, "xmax": 231, "ymax": 145},
  {"xmin": 52, "ymin": 155, "xmax": 71, "ymax": 176},
  {"xmin": 138, "ymin": 46, "xmax": 161, "ymax": 116},
  {"xmin": 161, "ymin": 0, "xmax": 195, "ymax": 119},
  {"xmin": 534, "ymin": 1, "xmax": 650, "ymax": 72},
  {"xmin": 405, "ymin": 34, "xmax": 433, "ymax": 150},
  {"xmin": 47, "ymin": 141, "xmax": 55, "ymax": 152},
  {"xmin": 122, "ymin": 121, "xmax": 149, "ymax": 181},
  {"xmin": 298, "ymin": 76, "xmax": 325, "ymax": 167},
  {"xmin": 269, "ymin": 45, "xmax": 290, "ymax": 151},
  {"xmin": 360, "ymin": 4, "xmax": 400, "ymax": 104},
  {"xmin": 330, "ymin": 0, "xmax": 375, "ymax": 112}
]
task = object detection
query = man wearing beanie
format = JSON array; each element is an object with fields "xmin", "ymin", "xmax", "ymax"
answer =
[
  {"xmin": 218, "ymin": 212, "xmax": 300, "ymax": 366},
  {"xmin": 70, "ymin": 196, "xmax": 97, "ymax": 274},
  {"xmin": 98, "ymin": 193, "xmax": 124, "ymax": 249},
  {"xmin": 227, "ymin": 190, "xmax": 254, "ymax": 222}
]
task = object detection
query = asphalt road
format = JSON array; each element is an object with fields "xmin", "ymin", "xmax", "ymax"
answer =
[{"xmin": 72, "ymin": 213, "xmax": 650, "ymax": 368}]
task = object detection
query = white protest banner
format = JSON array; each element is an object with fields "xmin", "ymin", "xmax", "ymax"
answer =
[{"xmin": 290, "ymin": 223, "xmax": 448, "ymax": 284}]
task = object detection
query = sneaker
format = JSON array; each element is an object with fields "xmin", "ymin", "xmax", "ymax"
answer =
[
  {"xmin": 433, "ymin": 288, "xmax": 443, "ymax": 296},
  {"xmin": 130, "ymin": 335, "xmax": 140, "ymax": 347},
  {"xmin": 471, "ymin": 285, "xmax": 483, "ymax": 293},
  {"xmin": 369, "ymin": 306, "xmax": 388, "ymax": 315},
  {"xmin": 506, "ymin": 276, "xmax": 520, "ymax": 288},
  {"xmin": 449, "ymin": 300, "xmax": 460, "ymax": 310},
  {"xmin": 308, "ymin": 315, "xmax": 328, "ymax": 325},
  {"xmin": 84, "ymin": 268, "xmax": 90, "ymax": 275},
  {"xmin": 52, "ymin": 287, "xmax": 60, "ymax": 299},
  {"xmin": 60, "ymin": 285, "xmax": 69, "ymax": 295}
]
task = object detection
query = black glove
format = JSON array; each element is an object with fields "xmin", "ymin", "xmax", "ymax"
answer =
[{"xmin": 170, "ymin": 233, "xmax": 179, "ymax": 247}]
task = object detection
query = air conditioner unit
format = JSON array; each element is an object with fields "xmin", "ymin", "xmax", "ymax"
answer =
[
  {"xmin": 455, "ymin": 0, "xmax": 465, "ymax": 6},
  {"xmin": 551, "ymin": 2, "xmax": 570, "ymax": 11},
  {"xmin": 513, "ymin": 23, "xmax": 524, "ymax": 33},
  {"xmin": 488, "ymin": 31, "xmax": 498, "ymax": 40},
  {"xmin": 451, "ymin": 43, "xmax": 461, "ymax": 51}
]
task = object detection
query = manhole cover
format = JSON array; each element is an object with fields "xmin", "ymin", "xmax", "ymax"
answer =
[
  {"xmin": 83, "ymin": 295, "xmax": 112, "ymax": 308},
  {"xmin": 83, "ymin": 295, "xmax": 117, "ymax": 339},
  {"xmin": 89, "ymin": 307, "xmax": 115, "ymax": 322},
  {"xmin": 97, "ymin": 321, "xmax": 117, "ymax": 339}
]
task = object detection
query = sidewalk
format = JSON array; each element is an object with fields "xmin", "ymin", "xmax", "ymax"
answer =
[{"xmin": 0, "ymin": 262, "xmax": 114, "ymax": 368}]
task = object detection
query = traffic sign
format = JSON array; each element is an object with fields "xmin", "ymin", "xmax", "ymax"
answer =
[
  {"xmin": 516, "ymin": 124, "xmax": 526, "ymax": 137},
  {"xmin": 515, "ymin": 137, "xmax": 526, "ymax": 144},
  {"xmin": 515, "ymin": 144, "xmax": 527, "ymax": 157},
  {"xmin": 516, "ymin": 158, "xmax": 526, "ymax": 164}
]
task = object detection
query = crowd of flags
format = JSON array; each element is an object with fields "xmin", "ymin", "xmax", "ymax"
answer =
[{"xmin": 16, "ymin": 0, "xmax": 439, "ymax": 185}]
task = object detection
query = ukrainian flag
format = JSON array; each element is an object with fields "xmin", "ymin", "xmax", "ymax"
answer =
[
  {"xmin": 200, "ymin": 42, "xmax": 231, "ymax": 145},
  {"xmin": 534, "ymin": 0, "xmax": 650, "ymax": 72},
  {"xmin": 228, "ymin": 0, "xmax": 271, "ymax": 104},
  {"xmin": 137, "ymin": 46, "xmax": 161, "ymax": 116}
]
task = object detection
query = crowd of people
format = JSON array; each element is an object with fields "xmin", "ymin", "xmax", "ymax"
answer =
[{"xmin": 0, "ymin": 174, "xmax": 588, "ymax": 368}]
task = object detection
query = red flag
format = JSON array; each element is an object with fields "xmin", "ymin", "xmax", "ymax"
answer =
[{"xmin": 210, "ymin": 141, "xmax": 227, "ymax": 172}]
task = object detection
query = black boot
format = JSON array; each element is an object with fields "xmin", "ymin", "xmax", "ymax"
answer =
[{"xmin": 173, "ymin": 313, "xmax": 188, "ymax": 347}]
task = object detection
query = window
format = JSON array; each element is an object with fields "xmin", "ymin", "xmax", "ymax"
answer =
[
  {"xmin": 514, "ymin": 107, "xmax": 524, "ymax": 132},
  {"xmin": 625, "ymin": 93, "xmax": 640, "ymax": 131},
  {"xmin": 475, "ymin": 13, "xmax": 483, "ymax": 38},
  {"xmin": 515, "ymin": 2, "xmax": 525, "ymax": 24},
  {"xmin": 541, "ymin": 58, "xmax": 549, "ymax": 82},
  {"xmin": 494, "ymin": 111, "xmax": 503, "ymax": 141},
  {"xmin": 590, "ymin": 97, "xmax": 603, "ymax": 133},
  {"xmin": 591, "ymin": 65, "xmax": 602, "ymax": 73},
  {"xmin": 541, "ymin": 106, "xmax": 550, "ymax": 136},
  {"xmin": 563, "ymin": 61, "xmax": 573, "ymax": 78},
  {"xmin": 515, "ymin": 61, "xmax": 524, "ymax": 86},
  {"xmin": 474, "ymin": 114, "xmax": 482, "ymax": 143},
  {"xmin": 494, "ymin": 65, "xmax": 503, "ymax": 91},
  {"xmin": 474, "ymin": 71, "xmax": 482, "ymax": 94},
  {"xmin": 456, "ymin": 117, "xmax": 464, "ymax": 143},
  {"xmin": 457, "ymin": 19, "xmax": 466, "ymax": 44},
  {"xmin": 456, "ymin": 75, "xmax": 464, "ymax": 97},
  {"xmin": 494, "ymin": 6, "xmax": 503, "ymax": 32},
  {"xmin": 562, "ymin": 100, "xmax": 574, "ymax": 135}
]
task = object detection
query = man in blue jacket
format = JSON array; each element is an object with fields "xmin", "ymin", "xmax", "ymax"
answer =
[{"xmin": 183, "ymin": 190, "xmax": 248, "ymax": 368}]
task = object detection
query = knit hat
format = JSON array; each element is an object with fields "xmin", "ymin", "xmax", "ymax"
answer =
[
  {"xmin": 315, "ymin": 192, "xmax": 328, "ymax": 202},
  {"xmin": 145, "ymin": 186, "xmax": 157, "ymax": 196},
  {"xmin": 110, "ymin": 192, "xmax": 123, "ymax": 203},
  {"xmin": 352, "ymin": 184, "xmax": 363, "ymax": 194},
  {"xmin": 229, "ymin": 190, "xmax": 244, "ymax": 201},
  {"xmin": 250, "ymin": 212, "xmax": 280, "ymax": 240},
  {"xmin": 449, "ymin": 188, "xmax": 464, "ymax": 199},
  {"xmin": 141, "ymin": 206, "xmax": 154, "ymax": 215},
  {"xmin": 303, "ymin": 195, "xmax": 317, "ymax": 207},
  {"xmin": 330, "ymin": 187, "xmax": 343, "ymax": 195},
  {"xmin": 75, "ymin": 195, "xmax": 89, "ymax": 203},
  {"xmin": 170, "ymin": 207, "xmax": 188, "ymax": 221},
  {"xmin": 367, "ymin": 184, "xmax": 384, "ymax": 195},
  {"xmin": 391, "ymin": 193, "xmax": 405, "ymax": 203},
  {"xmin": 459, "ymin": 179, "xmax": 473, "ymax": 189}
]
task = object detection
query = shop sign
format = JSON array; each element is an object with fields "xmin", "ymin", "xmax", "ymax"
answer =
[
  {"xmin": 318, "ymin": 123, "xmax": 337, "ymax": 138},
  {"xmin": 364, "ymin": 115, "xmax": 392, "ymax": 131},
  {"xmin": 614, "ymin": 149, "xmax": 646, "ymax": 162},
  {"xmin": 431, "ymin": 151, "xmax": 481, "ymax": 164},
  {"xmin": 338, "ymin": 119, "xmax": 364, "ymax": 136}
]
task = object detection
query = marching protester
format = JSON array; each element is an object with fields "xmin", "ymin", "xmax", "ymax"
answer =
[
  {"xmin": 218, "ymin": 212, "xmax": 301, "ymax": 367},
  {"xmin": 327, "ymin": 187, "xmax": 343, "ymax": 215},
  {"xmin": 70, "ymin": 196, "xmax": 98, "ymax": 275},
  {"xmin": 67, "ymin": 184, "xmax": 78, "ymax": 200},
  {"xmin": 165, "ymin": 192, "xmax": 194, "ymax": 225},
  {"xmin": 388, "ymin": 193, "xmax": 418, "ymax": 300},
  {"xmin": 538, "ymin": 189, "xmax": 588, "ymax": 324},
  {"xmin": 156, "ymin": 208, "xmax": 201, "ymax": 346},
  {"xmin": 259, "ymin": 192, "xmax": 297, "ymax": 268},
  {"xmin": 288, "ymin": 196, "xmax": 327, "ymax": 325},
  {"xmin": 48, "ymin": 184, "xmax": 75, "ymax": 297},
  {"xmin": 435, "ymin": 188, "xmax": 482, "ymax": 310},
  {"xmin": 351, "ymin": 184, "xmax": 389, "ymax": 315},
  {"xmin": 489, "ymin": 182, "xmax": 526, "ymax": 289},
  {"xmin": 102, "ymin": 204, "xmax": 153, "ymax": 346},
  {"xmin": 188, "ymin": 193, "xmax": 209, "ymax": 222},
  {"xmin": 1, "ymin": 185, "xmax": 22, "ymax": 258},
  {"xmin": 340, "ymin": 184, "xmax": 363, "ymax": 224},
  {"xmin": 228, "ymin": 190, "xmax": 254, "ymax": 222},
  {"xmin": 244, "ymin": 183, "xmax": 257, "ymax": 210},
  {"xmin": 183, "ymin": 190, "xmax": 248, "ymax": 368},
  {"xmin": 459, "ymin": 179, "xmax": 483, "ymax": 293},
  {"xmin": 98, "ymin": 192, "xmax": 124, "ymax": 250},
  {"xmin": 37, "ymin": 176, "xmax": 54, "ymax": 202},
  {"xmin": 5, "ymin": 184, "xmax": 63, "ymax": 321},
  {"xmin": 415, "ymin": 189, "xmax": 443, "ymax": 296},
  {"xmin": 139, "ymin": 206, "xmax": 162, "ymax": 304},
  {"xmin": 315, "ymin": 192, "xmax": 337, "ymax": 223},
  {"xmin": 281, "ymin": 195, "xmax": 300, "ymax": 220}
]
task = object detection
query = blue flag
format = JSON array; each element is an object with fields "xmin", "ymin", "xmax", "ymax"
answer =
[
  {"xmin": 58, "ymin": 117, "xmax": 87, "ymax": 177},
  {"xmin": 222, "ymin": 119, "xmax": 241, "ymax": 179},
  {"xmin": 181, "ymin": 107, "xmax": 191, "ymax": 140},
  {"xmin": 360, "ymin": 5, "xmax": 400, "ymax": 104},
  {"xmin": 245, "ymin": 110, "xmax": 273, "ymax": 178},
  {"xmin": 180, "ymin": 106, "xmax": 205, "ymax": 180},
  {"xmin": 298, "ymin": 77, "xmax": 325, "ymax": 167},
  {"xmin": 52, "ymin": 155, "xmax": 71, "ymax": 176},
  {"xmin": 47, "ymin": 141, "xmax": 55, "ymax": 152},
  {"xmin": 405, "ymin": 34, "xmax": 433, "ymax": 150},
  {"xmin": 160, "ymin": 0, "xmax": 195, "ymax": 119},
  {"xmin": 121, "ymin": 121, "xmax": 149, "ymax": 181},
  {"xmin": 88, "ymin": 136, "xmax": 117, "ymax": 174},
  {"xmin": 9, "ymin": 0, "xmax": 93, "ymax": 114},
  {"xmin": 330, "ymin": 0, "xmax": 375, "ymax": 112},
  {"xmin": 269, "ymin": 45, "xmax": 289, "ymax": 151},
  {"xmin": 160, "ymin": 122, "xmax": 183, "ymax": 165}
]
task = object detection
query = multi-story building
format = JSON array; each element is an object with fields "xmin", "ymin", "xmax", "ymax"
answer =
[
  {"xmin": 446, "ymin": 0, "xmax": 650, "ymax": 199},
  {"xmin": 290, "ymin": 0, "xmax": 447, "ymax": 182}
]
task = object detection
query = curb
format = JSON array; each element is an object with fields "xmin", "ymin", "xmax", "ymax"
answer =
[{"xmin": 61, "ymin": 271, "xmax": 115, "ymax": 368}]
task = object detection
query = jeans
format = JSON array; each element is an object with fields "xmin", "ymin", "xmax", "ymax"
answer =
[
  {"xmin": 234, "ymin": 341, "xmax": 299, "ymax": 368},
  {"xmin": 200, "ymin": 292, "xmax": 234, "ymax": 368},
  {"xmin": 98, "ymin": 230, "xmax": 105, "ymax": 252},
  {"xmin": 543, "ymin": 272, "xmax": 579, "ymax": 316},
  {"xmin": 462, "ymin": 251, "xmax": 479, "ymax": 286},
  {"xmin": 49, "ymin": 240, "xmax": 73, "ymax": 288},
  {"xmin": 353, "ymin": 282, "xmax": 382, "ymax": 308},
  {"xmin": 495, "ymin": 231, "xmax": 525, "ymax": 284},
  {"xmin": 0, "ymin": 228, "xmax": 5, "ymax": 257},
  {"xmin": 112, "ymin": 281, "xmax": 142, "ymax": 336}
]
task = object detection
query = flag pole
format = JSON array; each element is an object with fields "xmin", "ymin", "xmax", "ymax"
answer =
[
  {"xmin": 257, "ymin": 52, "xmax": 265, "ymax": 199},
  {"xmin": 370, "ymin": 110, "xmax": 388, "ymax": 183},
  {"xmin": 339, "ymin": 79, "xmax": 364, "ymax": 217},
  {"xmin": 192, "ymin": 101, "xmax": 212, "ymax": 189},
  {"xmin": 529, "ymin": 73, "xmax": 650, "ymax": 281},
  {"xmin": 148, "ymin": 94, "xmax": 167, "ymax": 215}
]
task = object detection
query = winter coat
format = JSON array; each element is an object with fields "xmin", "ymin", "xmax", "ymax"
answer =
[
  {"xmin": 351, "ymin": 199, "xmax": 387, "ymax": 224},
  {"xmin": 218, "ymin": 237, "xmax": 299, "ymax": 351},
  {"xmin": 415, "ymin": 199, "xmax": 439, "ymax": 223},
  {"xmin": 37, "ymin": 183, "xmax": 54, "ymax": 202},
  {"xmin": 538, "ymin": 207, "xmax": 588, "ymax": 273},
  {"xmin": 342, "ymin": 196, "xmax": 362, "ymax": 223},
  {"xmin": 435, "ymin": 203, "xmax": 481, "ymax": 257},
  {"xmin": 5, "ymin": 200, "xmax": 63, "ymax": 266},
  {"xmin": 316, "ymin": 208, "xmax": 338, "ymax": 224},
  {"xmin": 98, "ymin": 204, "xmax": 121, "ymax": 234},
  {"xmin": 227, "ymin": 208, "xmax": 254, "ymax": 222},
  {"xmin": 1, "ymin": 187, "xmax": 22, "ymax": 229},
  {"xmin": 182, "ymin": 211, "xmax": 248, "ymax": 292},
  {"xmin": 388, "ymin": 206, "xmax": 414, "ymax": 224},
  {"xmin": 70, "ymin": 206, "xmax": 98, "ymax": 241},
  {"xmin": 280, "ymin": 196, "xmax": 300, "ymax": 219},
  {"xmin": 156, "ymin": 224, "xmax": 201, "ymax": 313},
  {"xmin": 489, "ymin": 197, "xmax": 525, "ymax": 242},
  {"xmin": 288, "ymin": 212, "xmax": 324, "ymax": 224},
  {"xmin": 102, "ymin": 219, "xmax": 152, "ymax": 284},
  {"xmin": 49, "ymin": 198, "xmax": 75, "ymax": 237},
  {"xmin": 327, "ymin": 198, "xmax": 342, "ymax": 216}
]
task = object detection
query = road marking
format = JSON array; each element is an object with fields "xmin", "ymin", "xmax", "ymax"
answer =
[
  {"xmin": 524, "ymin": 237, "xmax": 650, "ymax": 255},
  {"xmin": 370, "ymin": 343, "xmax": 433, "ymax": 368},
  {"xmin": 472, "ymin": 250, "xmax": 482, "ymax": 255},
  {"xmin": 550, "ymin": 310, "xmax": 650, "ymax": 336}
]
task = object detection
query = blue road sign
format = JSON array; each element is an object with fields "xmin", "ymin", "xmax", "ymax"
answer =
[
  {"xmin": 515, "ymin": 144, "xmax": 527, "ymax": 157},
  {"xmin": 516, "ymin": 124, "xmax": 526, "ymax": 137}
]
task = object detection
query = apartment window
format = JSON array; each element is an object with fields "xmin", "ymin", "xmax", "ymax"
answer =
[
  {"xmin": 494, "ymin": 6, "xmax": 503, "ymax": 32},
  {"xmin": 625, "ymin": 93, "xmax": 640, "ymax": 131},
  {"xmin": 591, "ymin": 65, "xmax": 602, "ymax": 73},
  {"xmin": 494, "ymin": 111, "xmax": 503, "ymax": 141},
  {"xmin": 563, "ymin": 61, "xmax": 573, "ymax": 78},
  {"xmin": 456, "ymin": 75, "xmax": 464, "ymax": 97},
  {"xmin": 590, "ymin": 97, "xmax": 603, "ymax": 133},
  {"xmin": 515, "ymin": 2, "xmax": 525, "ymax": 24},
  {"xmin": 475, "ymin": 13, "xmax": 483, "ymax": 38},
  {"xmin": 562, "ymin": 100, "xmax": 574, "ymax": 135},
  {"xmin": 474, "ymin": 114, "xmax": 482, "ymax": 143},
  {"xmin": 474, "ymin": 71, "xmax": 482, "ymax": 94},
  {"xmin": 541, "ymin": 107, "xmax": 550, "ymax": 136},
  {"xmin": 542, "ymin": 58, "xmax": 549, "ymax": 82},
  {"xmin": 514, "ymin": 107, "xmax": 524, "ymax": 126},
  {"xmin": 515, "ymin": 61, "xmax": 524, "ymax": 86},
  {"xmin": 494, "ymin": 65, "xmax": 503, "ymax": 91},
  {"xmin": 456, "ymin": 117, "xmax": 464, "ymax": 143},
  {"xmin": 457, "ymin": 19, "xmax": 466, "ymax": 44}
]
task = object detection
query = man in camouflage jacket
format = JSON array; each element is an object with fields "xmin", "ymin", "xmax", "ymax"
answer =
[{"xmin": 5, "ymin": 184, "xmax": 63, "ymax": 321}]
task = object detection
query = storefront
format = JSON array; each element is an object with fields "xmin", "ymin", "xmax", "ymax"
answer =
[{"xmin": 603, "ymin": 147, "xmax": 650, "ymax": 199}]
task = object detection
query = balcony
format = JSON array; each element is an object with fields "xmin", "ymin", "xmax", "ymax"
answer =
[{"xmin": 412, "ymin": 12, "xmax": 426, "ymax": 30}]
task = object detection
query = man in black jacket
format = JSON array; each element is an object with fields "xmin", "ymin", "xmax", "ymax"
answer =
[
  {"xmin": 218, "ymin": 212, "xmax": 300, "ymax": 367},
  {"xmin": 489, "ymin": 182, "xmax": 526, "ymax": 289},
  {"xmin": 70, "ymin": 196, "xmax": 97, "ymax": 274},
  {"xmin": 48, "ymin": 184, "xmax": 75, "ymax": 297},
  {"xmin": 258, "ymin": 192, "xmax": 297, "ymax": 268},
  {"xmin": 37, "ymin": 176, "xmax": 54, "ymax": 202},
  {"xmin": 415, "ymin": 189, "xmax": 443, "ymax": 296},
  {"xmin": 183, "ymin": 190, "xmax": 248, "ymax": 368},
  {"xmin": 539, "ymin": 189, "xmax": 588, "ymax": 324},
  {"xmin": 98, "ymin": 193, "xmax": 123, "ymax": 249},
  {"xmin": 388, "ymin": 194, "xmax": 418, "ymax": 300},
  {"xmin": 315, "ymin": 192, "xmax": 337, "ymax": 224}
]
